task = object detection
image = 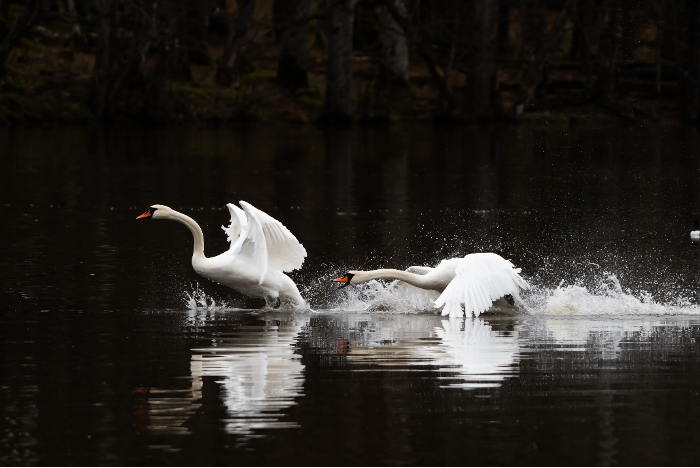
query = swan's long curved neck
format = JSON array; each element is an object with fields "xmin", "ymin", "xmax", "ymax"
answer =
[
  {"xmin": 165, "ymin": 210, "xmax": 206, "ymax": 259},
  {"xmin": 356, "ymin": 269, "xmax": 435, "ymax": 290}
]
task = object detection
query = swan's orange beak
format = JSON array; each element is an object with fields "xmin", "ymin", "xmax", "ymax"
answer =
[
  {"xmin": 332, "ymin": 273, "xmax": 353, "ymax": 288},
  {"xmin": 136, "ymin": 209, "xmax": 153, "ymax": 220}
]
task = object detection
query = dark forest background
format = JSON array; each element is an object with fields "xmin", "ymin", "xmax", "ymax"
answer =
[{"xmin": 1, "ymin": 0, "xmax": 700, "ymax": 126}]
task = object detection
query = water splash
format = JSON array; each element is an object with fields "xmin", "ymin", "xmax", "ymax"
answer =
[
  {"xmin": 183, "ymin": 259, "xmax": 699, "ymax": 317},
  {"xmin": 318, "ymin": 270, "xmax": 700, "ymax": 317},
  {"xmin": 527, "ymin": 272, "xmax": 700, "ymax": 317},
  {"xmin": 183, "ymin": 284, "xmax": 229, "ymax": 310},
  {"xmin": 183, "ymin": 283, "xmax": 310, "ymax": 312}
]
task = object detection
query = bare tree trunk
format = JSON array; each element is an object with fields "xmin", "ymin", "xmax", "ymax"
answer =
[
  {"xmin": 570, "ymin": 0, "xmax": 596, "ymax": 91},
  {"xmin": 382, "ymin": 0, "xmax": 458, "ymax": 114},
  {"xmin": 681, "ymin": 0, "xmax": 700, "ymax": 120},
  {"xmin": 655, "ymin": 25, "xmax": 662, "ymax": 95},
  {"xmin": 65, "ymin": 0, "xmax": 85, "ymax": 47},
  {"xmin": 0, "ymin": 0, "xmax": 10, "ymax": 22},
  {"xmin": 498, "ymin": 0, "xmax": 511, "ymax": 53},
  {"xmin": 216, "ymin": 0, "xmax": 256, "ymax": 87},
  {"xmin": 90, "ymin": 0, "xmax": 119, "ymax": 121},
  {"xmin": 313, "ymin": 0, "xmax": 329, "ymax": 50},
  {"xmin": 465, "ymin": 0, "xmax": 499, "ymax": 119},
  {"xmin": 318, "ymin": 0, "xmax": 355, "ymax": 125},
  {"xmin": 659, "ymin": 0, "xmax": 680, "ymax": 61},
  {"xmin": 0, "ymin": 0, "xmax": 41, "ymax": 73},
  {"xmin": 146, "ymin": 1, "xmax": 181, "ymax": 122},
  {"xmin": 378, "ymin": 0, "xmax": 408, "ymax": 89},
  {"xmin": 515, "ymin": 0, "xmax": 545, "ymax": 113},
  {"xmin": 596, "ymin": 0, "xmax": 623, "ymax": 103},
  {"xmin": 618, "ymin": 0, "xmax": 638, "ymax": 60},
  {"xmin": 513, "ymin": 0, "xmax": 574, "ymax": 116},
  {"xmin": 275, "ymin": 0, "xmax": 311, "ymax": 90}
]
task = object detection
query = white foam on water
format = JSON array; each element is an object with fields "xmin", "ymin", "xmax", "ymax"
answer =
[
  {"xmin": 323, "ymin": 279, "xmax": 435, "ymax": 314},
  {"xmin": 526, "ymin": 272, "xmax": 700, "ymax": 317}
]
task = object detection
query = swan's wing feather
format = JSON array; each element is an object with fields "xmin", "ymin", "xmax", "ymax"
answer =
[
  {"xmin": 395, "ymin": 281, "xmax": 441, "ymax": 309},
  {"xmin": 222, "ymin": 203, "xmax": 247, "ymax": 248},
  {"xmin": 233, "ymin": 203, "xmax": 269, "ymax": 283},
  {"xmin": 435, "ymin": 253, "xmax": 529, "ymax": 318},
  {"xmin": 392, "ymin": 266, "xmax": 439, "ymax": 309},
  {"xmin": 239, "ymin": 201, "xmax": 307, "ymax": 272}
]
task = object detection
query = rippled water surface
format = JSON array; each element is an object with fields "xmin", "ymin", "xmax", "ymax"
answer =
[{"xmin": 2, "ymin": 124, "xmax": 700, "ymax": 465}]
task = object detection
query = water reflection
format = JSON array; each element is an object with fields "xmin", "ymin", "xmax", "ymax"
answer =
[
  {"xmin": 433, "ymin": 319, "xmax": 520, "ymax": 388},
  {"xmin": 307, "ymin": 314, "xmax": 520, "ymax": 389},
  {"xmin": 528, "ymin": 317, "xmax": 696, "ymax": 360},
  {"xmin": 145, "ymin": 312, "xmax": 304, "ymax": 445}
]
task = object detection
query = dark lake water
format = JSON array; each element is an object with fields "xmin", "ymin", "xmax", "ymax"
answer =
[{"xmin": 2, "ymin": 124, "xmax": 700, "ymax": 465}]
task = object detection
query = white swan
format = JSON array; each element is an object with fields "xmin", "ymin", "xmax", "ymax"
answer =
[
  {"xmin": 137, "ymin": 202, "xmax": 307, "ymax": 308},
  {"xmin": 333, "ymin": 253, "xmax": 529, "ymax": 317},
  {"xmin": 691, "ymin": 218, "xmax": 700, "ymax": 244}
]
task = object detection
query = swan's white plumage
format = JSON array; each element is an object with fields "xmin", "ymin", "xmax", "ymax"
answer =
[
  {"xmin": 393, "ymin": 266, "xmax": 440, "ymax": 309},
  {"xmin": 435, "ymin": 253, "xmax": 529, "ymax": 318},
  {"xmin": 239, "ymin": 201, "xmax": 306, "ymax": 274},
  {"xmin": 234, "ymin": 203, "xmax": 270, "ymax": 284},
  {"xmin": 222, "ymin": 203, "xmax": 247, "ymax": 244},
  {"xmin": 339, "ymin": 253, "xmax": 528, "ymax": 317},
  {"xmin": 143, "ymin": 202, "xmax": 307, "ymax": 307},
  {"xmin": 221, "ymin": 202, "xmax": 307, "ymax": 284}
]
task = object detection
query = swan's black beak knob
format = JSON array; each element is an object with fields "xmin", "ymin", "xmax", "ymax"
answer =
[{"xmin": 332, "ymin": 272, "xmax": 354, "ymax": 289}]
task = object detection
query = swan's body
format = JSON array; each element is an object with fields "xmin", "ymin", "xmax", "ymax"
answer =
[
  {"xmin": 691, "ymin": 218, "xmax": 700, "ymax": 244},
  {"xmin": 137, "ymin": 202, "xmax": 306, "ymax": 308},
  {"xmin": 333, "ymin": 253, "xmax": 529, "ymax": 317}
]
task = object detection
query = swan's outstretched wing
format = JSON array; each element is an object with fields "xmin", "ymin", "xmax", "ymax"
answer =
[
  {"xmin": 222, "ymin": 203, "xmax": 247, "ymax": 248},
  {"xmin": 434, "ymin": 253, "xmax": 529, "ymax": 318},
  {"xmin": 239, "ymin": 201, "xmax": 307, "ymax": 274}
]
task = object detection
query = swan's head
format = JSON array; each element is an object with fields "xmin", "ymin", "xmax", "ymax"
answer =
[
  {"xmin": 136, "ymin": 204, "xmax": 171, "ymax": 220},
  {"xmin": 332, "ymin": 271, "xmax": 357, "ymax": 288}
]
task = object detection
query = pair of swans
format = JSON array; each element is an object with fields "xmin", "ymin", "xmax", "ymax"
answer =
[{"xmin": 137, "ymin": 203, "xmax": 529, "ymax": 316}]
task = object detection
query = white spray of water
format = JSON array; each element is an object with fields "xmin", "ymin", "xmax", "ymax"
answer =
[
  {"xmin": 183, "ymin": 283, "xmax": 230, "ymax": 310},
  {"xmin": 527, "ymin": 272, "xmax": 700, "ymax": 317},
  {"xmin": 181, "ymin": 266, "xmax": 700, "ymax": 317},
  {"xmin": 325, "ymin": 271, "xmax": 700, "ymax": 317}
]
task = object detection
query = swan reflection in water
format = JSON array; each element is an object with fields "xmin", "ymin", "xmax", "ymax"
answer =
[
  {"xmin": 137, "ymin": 308, "xmax": 683, "ymax": 450},
  {"xmin": 324, "ymin": 314, "xmax": 521, "ymax": 389},
  {"xmin": 141, "ymin": 312, "xmax": 520, "ymax": 448},
  {"xmin": 144, "ymin": 311, "xmax": 305, "ymax": 445},
  {"xmin": 189, "ymin": 315, "xmax": 305, "ymax": 437}
]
